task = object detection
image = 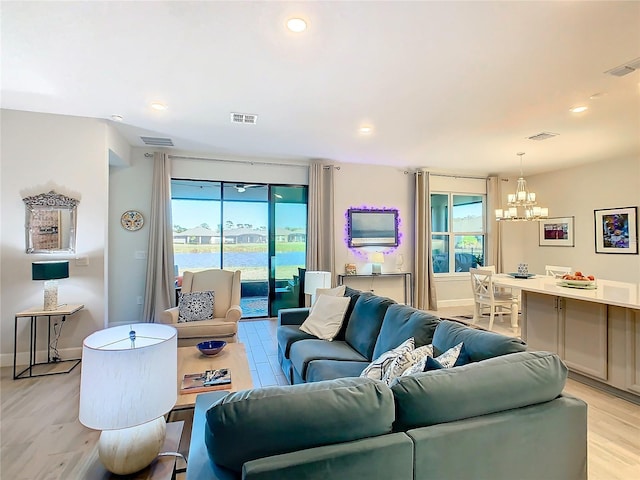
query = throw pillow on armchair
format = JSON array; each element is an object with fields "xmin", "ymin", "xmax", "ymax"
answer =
[{"xmin": 178, "ymin": 291, "xmax": 215, "ymax": 322}]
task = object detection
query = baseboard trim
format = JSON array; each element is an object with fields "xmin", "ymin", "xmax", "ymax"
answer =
[
  {"xmin": 437, "ymin": 298, "xmax": 475, "ymax": 308},
  {"xmin": 0, "ymin": 347, "xmax": 82, "ymax": 368},
  {"xmin": 568, "ymin": 371, "xmax": 640, "ymax": 406}
]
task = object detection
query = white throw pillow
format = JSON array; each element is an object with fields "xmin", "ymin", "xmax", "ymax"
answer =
[
  {"xmin": 360, "ymin": 337, "xmax": 415, "ymax": 381},
  {"xmin": 388, "ymin": 343, "xmax": 435, "ymax": 381},
  {"xmin": 433, "ymin": 342, "xmax": 463, "ymax": 368},
  {"xmin": 402, "ymin": 342, "xmax": 463, "ymax": 376},
  {"xmin": 310, "ymin": 285, "xmax": 347, "ymax": 312},
  {"xmin": 299, "ymin": 295, "xmax": 350, "ymax": 341}
]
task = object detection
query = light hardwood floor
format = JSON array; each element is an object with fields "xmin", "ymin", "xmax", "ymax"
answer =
[{"xmin": 1, "ymin": 314, "xmax": 639, "ymax": 479}]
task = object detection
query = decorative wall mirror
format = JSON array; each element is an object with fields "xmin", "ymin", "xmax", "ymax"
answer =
[{"xmin": 23, "ymin": 191, "xmax": 79, "ymax": 254}]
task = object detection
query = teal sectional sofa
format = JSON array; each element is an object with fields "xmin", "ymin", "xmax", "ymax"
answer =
[
  {"xmin": 187, "ymin": 351, "xmax": 587, "ymax": 480},
  {"xmin": 186, "ymin": 290, "xmax": 588, "ymax": 479}
]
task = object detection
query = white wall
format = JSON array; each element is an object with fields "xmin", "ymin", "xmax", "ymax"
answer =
[
  {"xmin": 333, "ymin": 163, "xmax": 414, "ymax": 302},
  {"xmin": 502, "ymin": 155, "xmax": 640, "ymax": 283},
  {"xmin": 108, "ymin": 150, "xmax": 154, "ymax": 325},
  {"xmin": 0, "ymin": 110, "xmax": 111, "ymax": 366}
]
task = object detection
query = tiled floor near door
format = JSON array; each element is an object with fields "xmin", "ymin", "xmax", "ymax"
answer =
[{"xmin": 237, "ymin": 318, "xmax": 289, "ymax": 388}]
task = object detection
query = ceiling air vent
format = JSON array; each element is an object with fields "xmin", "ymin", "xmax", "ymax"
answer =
[
  {"xmin": 230, "ymin": 112, "xmax": 258, "ymax": 124},
  {"xmin": 527, "ymin": 132, "xmax": 559, "ymax": 141},
  {"xmin": 140, "ymin": 136, "xmax": 174, "ymax": 146},
  {"xmin": 605, "ymin": 57, "xmax": 640, "ymax": 77}
]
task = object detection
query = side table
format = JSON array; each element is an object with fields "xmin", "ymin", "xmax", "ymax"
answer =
[
  {"xmin": 81, "ymin": 421, "xmax": 185, "ymax": 479},
  {"xmin": 13, "ymin": 303, "xmax": 84, "ymax": 379}
]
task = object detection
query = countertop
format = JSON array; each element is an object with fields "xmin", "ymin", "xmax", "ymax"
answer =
[{"xmin": 493, "ymin": 274, "xmax": 640, "ymax": 310}]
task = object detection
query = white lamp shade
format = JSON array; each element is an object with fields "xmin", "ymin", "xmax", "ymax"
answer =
[
  {"xmin": 370, "ymin": 252, "xmax": 385, "ymax": 264},
  {"xmin": 304, "ymin": 271, "xmax": 332, "ymax": 295},
  {"xmin": 79, "ymin": 323, "xmax": 177, "ymax": 431}
]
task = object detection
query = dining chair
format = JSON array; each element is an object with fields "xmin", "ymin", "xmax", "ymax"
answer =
[
  {"xmin": 469, "ymin": 268, "xmax": 519, "ymax": 330},
  {"xmin": 545, "ymin": 265, "xmax": 572, "ymax": 278}
]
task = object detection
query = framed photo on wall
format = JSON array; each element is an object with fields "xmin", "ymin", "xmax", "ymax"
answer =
[
  {"xmin": 538, "ymin": 216, "xmax": 574, "ymax": 247},
  {"xmin": 594, "ymin": 206, "xmax": 638, "ymax": 254}
]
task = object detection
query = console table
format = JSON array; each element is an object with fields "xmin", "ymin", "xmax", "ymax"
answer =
[
  {"xmin": 337, "ymin": 272, "xmax": 413, "ymax": 306},
  {"xmin": 13, "ymin": 303, "xmax": 84, "ymax": 379}
]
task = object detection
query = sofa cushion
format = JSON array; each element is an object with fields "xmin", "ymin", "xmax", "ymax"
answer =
[
  {"xmin": 373, "ymin": 304, "xmax": 440, "ymax": 359},
  {"xmin": 432, "ymin": 320, "xmax": 526, "ymax": 361},
  {"xmin": 390, "ymin": 351, "xmax": 567, "ymax": 431},
  {"xmin": 333, "ymin": 286, "xmax": 363, "ymax": 341},
  {"xmin": 277, "ymin": 325, "xmax": 316, "ymax": 359},
  {"xmin": 300, "ymin": 295, "xmax": 350, "ymax": 340},
  {"xmin": 305, "ymin": 359, "xmax": 370, "ymax": 382},
  {"xmin": 289, "ymin": 339, "xmax": 368, "ymax": 380},
  {"xmin": 345, "ymin": 293, "xmax": 396, "ymax": 360},
  {"xmin": 204, "ymin": 377, "xmax": 395, "ymax": 473}
]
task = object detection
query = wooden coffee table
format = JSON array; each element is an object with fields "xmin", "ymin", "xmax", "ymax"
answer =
[{"xmin": 174, "ymin": 342, "xmax": 253, "ymax": 409}]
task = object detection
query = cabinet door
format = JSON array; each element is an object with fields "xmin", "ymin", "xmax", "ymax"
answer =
[
  {"xmin": 627, "ymin": 309, "xmax": 640, "ymax": 394},
  {"xmin": 523, "ymin": 292, "xmax": 559, "ymax": 353},
  {"xmin": 562, "ymin": 298, "xmax": 608, "ymax": 380}
]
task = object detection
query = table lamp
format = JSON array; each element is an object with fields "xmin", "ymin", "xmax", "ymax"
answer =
[
  {"xmin": 370, "ymin": 252, "xmax": 384, "ymax": 275},
  {"xmin": 304, "ymin": 271, "xmax": 332, "ymax": 305},
  {"xmin": 79, "ymin": 323, "xmax": 177, "ymax": 475},
  {"xmin": 32, "ymin": 260, "xmax": 69, "ymax": 311}
]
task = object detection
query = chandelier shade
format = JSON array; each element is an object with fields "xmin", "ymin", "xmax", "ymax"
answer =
[{"xmin": 495, "ymin": 153, "xmax": 548, "ymax": 222}]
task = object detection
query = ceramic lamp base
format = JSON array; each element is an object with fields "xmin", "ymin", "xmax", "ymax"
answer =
[
  {"xmin": 98, "ymin": 416, "xmax": 166, "ymax": 475},
  {"xmin": 43, "ymin": 280, "xmax": 58, "ymax": 311}
]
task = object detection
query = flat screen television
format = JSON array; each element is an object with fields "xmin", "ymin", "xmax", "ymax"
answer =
[{"xmin": 348, "ymin": 208, "xmax": 399, "ymax": 247}]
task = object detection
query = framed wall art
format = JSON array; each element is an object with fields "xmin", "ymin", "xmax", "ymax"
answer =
[
  {"xmin": 594, "ymin": 206, "xmax": 638, "ymax": 254},
  {"xmin": 538, "ymin": 216, "xmax": 574, "ymax": 247}
]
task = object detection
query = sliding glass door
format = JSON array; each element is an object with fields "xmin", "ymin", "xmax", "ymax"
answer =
[
  {"xmin": 268, "ymin": 185, "xmax": 308, "ymax": 316},
  {"xmin": 171, "ymin": 180, "xmax": 307, "ymax": 318}
]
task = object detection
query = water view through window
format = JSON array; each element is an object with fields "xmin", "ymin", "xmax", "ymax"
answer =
[{"xmin": 171, "ymin": 180, "xmax": 308, "ymax": 317}]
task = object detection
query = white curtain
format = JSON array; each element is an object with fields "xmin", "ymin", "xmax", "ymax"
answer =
[
  {"xmin": 306, "ymin": 161, "xmax": 335, "ymax": 277},
  {"xmin": 414, "ymin": 170, "xmax": 438, "ymax": 310},
  {"xmin": 486, "ymin": 176, "xmax": 504, "ymax": 272},
  {"xmin": 143, "ymin": 152, "xmax": 175, "ymax": 322}
]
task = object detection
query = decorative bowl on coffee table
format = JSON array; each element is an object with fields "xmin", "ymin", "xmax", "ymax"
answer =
[{"xmin": 197, "ymin": 340, "xmax": 227, "ymax": 356}]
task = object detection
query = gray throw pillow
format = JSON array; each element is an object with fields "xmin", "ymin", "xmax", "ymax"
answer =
[{"xmin": 178, "ymin": 291, "xmax": 214, "ymax": 322}]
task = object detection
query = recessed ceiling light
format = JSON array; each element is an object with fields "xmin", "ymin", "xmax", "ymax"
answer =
[
  {"xmin": 589, "ymin": 92, "xmax": 606, "ymax": 100},
  {"xmin": 110, "ymin": 114, "xmax": 123, "ymax": 122},
  {"xmin": 151, "ymin": 102, "xmax": 167, "ymax": 111},
  {"xmin": 570, "ymin": 106, "xmax": 588, "ymax": 113},
  {"xmin": 286, "ymin": 18, "xmax": 307, "ymax": 33},
  {"xmin": 359, "ymin": 125, "xmax": 373, "ymax": 134}
]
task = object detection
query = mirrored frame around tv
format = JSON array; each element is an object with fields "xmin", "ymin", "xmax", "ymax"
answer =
[{"xmin": 347, "ymin": 208, "xmax": 399, "ymax": 247}]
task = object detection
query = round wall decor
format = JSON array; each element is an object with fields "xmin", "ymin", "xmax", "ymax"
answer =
[{"xmin": 121, "ymin": 210, "xmax": 144, "ymax": 231}]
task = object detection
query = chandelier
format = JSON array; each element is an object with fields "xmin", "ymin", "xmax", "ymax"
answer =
[{"xmin": 495, "ymin": 153, "xmax": 548, "ymax": 222}]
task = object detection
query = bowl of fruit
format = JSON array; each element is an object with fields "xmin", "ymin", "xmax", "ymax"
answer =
[{"xmin": 559, "ymin": 271, "xmax": 596, "ymax": 288}]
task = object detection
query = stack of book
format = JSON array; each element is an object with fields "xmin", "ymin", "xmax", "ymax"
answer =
[{"xmin": 180, "ymin": 368, "xmax": 231, "ymax": 393}]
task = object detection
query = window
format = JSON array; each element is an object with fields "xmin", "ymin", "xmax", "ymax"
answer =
[{"xmin": 431, "ymin": 193, "xmax": 485, "ymax": 273}]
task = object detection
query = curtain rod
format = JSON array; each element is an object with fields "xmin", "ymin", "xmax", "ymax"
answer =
[
  {"xmin": 146, "ymin": 153, "xmax": 309, "ymax": 169},
  {"xmin": 410, "ymin": 171, "xmax": 487, "ymax": 180}
]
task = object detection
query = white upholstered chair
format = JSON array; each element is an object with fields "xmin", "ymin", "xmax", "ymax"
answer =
[
  {"xmin": 469, "ymin": 268, "xmax": 519, "ymax": 330},
  {"xmin": 545, "ymin": 265, "xmax": 572, "ymax": 278},
  {"xmin": 159, "ymin": 269, "xmax": 242, "ymax": 346}
]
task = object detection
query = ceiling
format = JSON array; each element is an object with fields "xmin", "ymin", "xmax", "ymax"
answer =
[{"xmin": 2, "ymin": 1, "xmax": 639, "ymax": 176}]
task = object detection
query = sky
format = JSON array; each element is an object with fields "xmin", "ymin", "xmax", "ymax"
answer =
[{"xmin": 172, "ymin": 200, "xmax": 306, "ymax": 231}]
